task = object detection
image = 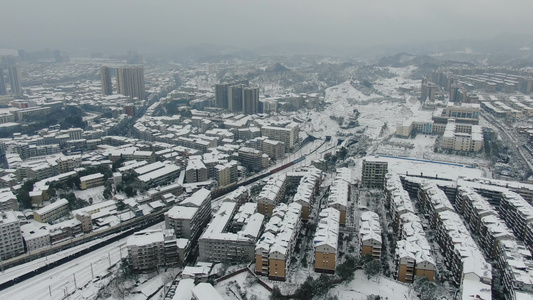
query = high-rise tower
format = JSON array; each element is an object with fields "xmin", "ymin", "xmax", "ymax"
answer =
[
  {"xmin": 116, "ymin": 66, "xmax": 145, "ymax": 100},
  {"xmin": 0, "ymin": 68, "xmax": 6, "ymax": 95},
  {"xmin": 100, "ymin": 66, "xmax": 113, "ymax": 96},
  {"xmin": 7, "ymin": 65, "xmax": 22, "ymax": 96},
  {"xmin": 243, "ymin": 87, "xmax": 259, "ymax": 115}
]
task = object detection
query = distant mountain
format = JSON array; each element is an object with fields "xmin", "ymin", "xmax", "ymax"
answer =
[{"xmin": 171, "ymin": 44, "xmax": 258, "ymax": 63}]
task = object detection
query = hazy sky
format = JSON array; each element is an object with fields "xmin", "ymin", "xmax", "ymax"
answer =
[{"xmin": 2, "ymin": 0, "xmax": 532, "ymax": 53}]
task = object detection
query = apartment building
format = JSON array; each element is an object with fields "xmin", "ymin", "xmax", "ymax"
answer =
[
  {"xmin": 359, "ymin": 211, "xmax": 382, "ymax": 260},
  {"xmin": 390, "ymin": 189, "xmax": 415, "ymax": 231},
  {"xmin": 255, "ymin": 202, "xmax": 302, "ymax": 281},
  {"xmin": 453, "ymin": 187, "xmax": 533, "ymax": 299},
  {"xmin": 499, "ymin": 191, "xmax": 533, "ymax": 240},
  {"xmin": 292, "ymin": 168, "xmax": 321, "ymax": 220},
  {"xmin": 327, "ymin": 178, "xmax": 349, "ymax": 225},
  {"xmin": 496, "ymin": 239, "xmax": 533, "ymax": 300},
  {"xmin": 116, "ymin": 66, "xmax": 145, "ymax": 100},
  {"xmin": 417, "ymin": 182, "xmax": 455, "ymax": 228},
  {"xmin": 237, "ymin": 147, "xmax": 269, "ymax": 172},
  {"xmin": 198, "ymin": 202, "xmax": 264, "ymax": 263},
  {"xmin": 395, "ymin": 237, "xmax": 435, "ymax": 283},
  {"xmin": 257, "ymin": 174, "xmax": 287, "ymax": 216},
  {"xmin": 314, "ymin": 207, "xmax": 340, "ymax": 274},
  {"xmin": 361, "ymin": 157, "xmax": 388, "ymax": 188},
  {"xmin": 34, "ymin": 198, "xmax": 69, "ymax": 223},
  {"xmin": 441, "ymin": 120, "xmax": 483, "ymax": 152},
  {"xmin": 262, "ymin": 139, "xmax": 285, "ymax": 160},
  {"xmin": 0, "ymin": 210, "xmax": 25, "ymax": 259},
  {"xmin": 126, "ymin": 229, "xmax": 180, "ymax": 271},
  {"xmin": 0, "ymin": 191, "xmax": 18, "ymax": 211},
  {"xmin": 434, "ymin": 211, "xmax": 492, "ymax": 288},
  {"xmin": 20, "ymin": 222, "xmax": 51, "ymax": 252},
  {"xmin": 260, "ymin": 123, "xmax": 299, "ymax": 151},
  {"xmin": 137, "ymin": 164, "xmax": 181, "ymax": 185},
  {"xmin": 108, "ymin": 147, "xmax": 156, "ymax": 163},
  {"xmin": 80, "ymin": 173, "xmax": 105, "ymax": 190},
  {"xmin": 455, "ymin": 186, "xmax": 499, "ymax": 233},
  {"xmin": 146, "ymin": 183, "xmax": 183, "ymax": 201},
  {"xmin": 165, "ymin": 188, "xmax": 211, "ymax": 241},
  {"xmin": 72, "ymin": 200, "xmax": 116, "ymax": 216},
  {"xmin": 185, "ymin": 158, "xmax": 208, "ymax": 183},
  {"xmin": 214, "ymin": 162, "xmax": 235, "ymax": 187}
]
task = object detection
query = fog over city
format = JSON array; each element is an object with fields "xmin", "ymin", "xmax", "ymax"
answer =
[
  {"xmin": 2, "ymin": 0, "xmax": 533, "ymax": 54},
  {"xmin": 3, "ymin": 1, "xmax": 533, "ymax": 300}
]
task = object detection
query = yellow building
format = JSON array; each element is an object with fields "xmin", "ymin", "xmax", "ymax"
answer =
[
  {"xmin": 328, "ymin": 178, "xmax": 349, "ymax": 226},
  {"xmin": 80, "ymin": 173, "xmax": 105, "ymax": 190},
  {"xmin": 255, "ymin": 202, "xmax": 302, "ymax": 281},
  {"xmin": 257, "ymin": 174, "xmax": 287, "ymax": 216},
  {"xmin": 34, "ymin": 198, "xmax": 69, "ymax": 223},
  {"xmin": 314, "ymin": 208, "xmax": 340, "ymax": 274},
  {"xmin": 359, "ymin": 211, "xmax": 382, "ymax": 260}
]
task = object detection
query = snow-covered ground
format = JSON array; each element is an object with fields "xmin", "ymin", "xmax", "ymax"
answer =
[
  {"xmin": 74, "ymin": 186, "xmax": 106, "ymax": 203},
  {"xmin": 300, "ymin": 67, "xmax": 425, "ymax": 145},
  {"xmin": 328, "ymin": 270, "xmax": 418, "ymax": 300},
  {"xmin": 215, "ymin": 271, "xmax": 271, "ymax": 300}
]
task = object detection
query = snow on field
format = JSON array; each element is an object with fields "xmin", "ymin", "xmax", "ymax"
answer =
[
  {"xmin": 373, "ymin": 66, "xmax": 419, "ymax": 98},
  {"xmin": 351, "ymin": 155, "xmax": 485, "ymax": 182},
  {"xmin": 74, "ymin": 185, "xmax": 106, "ymax": 203},
  {"xmin": 328, "ymin": 270, "xmax": 418, "ymax": 300},
  {"xmin": 377, "ymin": 135, "xmax": 437, "ymax": 159},
  {"xmin": 215, "ymin": 271, "xmax": 271, "ymax": 300},
  {"xmin": 300, "ymin": 67, "xmax": 426, "ymax": 143}
]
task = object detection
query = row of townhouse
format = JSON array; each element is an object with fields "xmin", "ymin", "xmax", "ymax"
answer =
[
  {"xmin": 314, "ymin": 207, "xmax": 340, "ymax": 274},
  {"xmin": 499, "ymin": 191, "xmax": 533, "ymax": 241},
  {"xmin": 417, "ymin": 182, "xmax": 455, "ymax": 228},
  {"xmin": 435, "ymin": 211, "xmax": 492, "ymax": 298},
  {"xmin": 257, "ymin": 174, "xmax": 287, "ymax": 216},
  {"xmin": 255, "ymin": 202, "xmax": 302, "ymax": 281},
  {"xmin": 385, "ymin": 174, "xmax": 436, "ymax": 283},
  {"xmin": 328, "ymin": 177, "xmax": 350, "ymax": 226},
  {"xmin": 359, "ymin": 211, "xmax": 382, "ymax": 260},
  {"xmin": 415, "ymin": 181, "xmax": 492, "ymax": 299},
  {"xmin": 198, "ymin": 202, "xmax": 264, "ymax": 263},
  {"xmin": 455, "ymin": 186, "xmax": 513, "ymax": 260},
  {"xmin": 291, "ymin": 167, "xmax": 322, "ymax": 221},
  {"xmin": 455, "ymin": 186, "xmax": 533, "ymax": 299},
  {"xmin": 496, "ymin": 239, "xmax": 533, "ymax": 300},
  {"xmin": 385, "ymin": 174, "xmax": 415, "ymax": 232},
  {"xmin": 396, "ymin": 221, "xmax": 436, "ymax": 283}
]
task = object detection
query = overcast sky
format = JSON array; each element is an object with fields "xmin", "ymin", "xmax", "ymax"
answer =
[{"xmin": 1, "ymin": 0, "xmax": 532, "ymax": 53}]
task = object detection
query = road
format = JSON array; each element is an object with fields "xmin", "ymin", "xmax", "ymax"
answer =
[{"xmin": 481, "ymin": 112, "xmax": 533, "ymax": 173}]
